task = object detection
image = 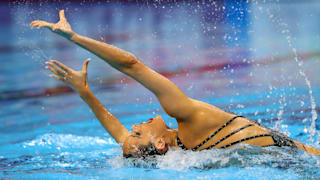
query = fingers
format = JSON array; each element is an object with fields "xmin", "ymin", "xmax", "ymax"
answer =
[
  {"xmin": 51, "ymin": 60, "xmax": 71, "ymax": 74},
  {"xmin": 49, "ymin": 74, "xmax": 65, "ymax": 81},
  {"xmin": 59, "ymin": 10, "xmax": 66, "ymax": 21},
  {"xmin": 30, "ymin": 20, "xmax": 53, "ymax": 29},
  {"xmin": 82, "ymin": 58, "xmax": 91, "ymax": 73},
  {"xmin": 46, "ymin": 63, "xmax": 59, "ymax": 75},
  {"xmin": 45, "ymin": 61, "xmax": 68, "ymax": 77}
]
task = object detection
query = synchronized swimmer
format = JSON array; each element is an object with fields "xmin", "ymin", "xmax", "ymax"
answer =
[{"xmin": 30, "ymin": 10, "xmax": 320, "ymax": 157}]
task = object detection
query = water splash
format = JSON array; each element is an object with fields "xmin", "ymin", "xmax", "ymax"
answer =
[
  {"xmin": 107, "ymin": 144, "xmax": 320, "ymax": 178},
  {"xmin": 22, "ymin": 133, "xmax": 117, "ymax": 151},
  {"xmin": 2, "ymin": 134, "xmax": 320, "ymax": 178},
  {"xmin": 263, "ymin": 3, "xmax": 318, "ymax": 143}
]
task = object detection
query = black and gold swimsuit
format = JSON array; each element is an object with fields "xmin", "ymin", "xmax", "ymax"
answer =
[{"xmin": 176, "ymin": 115, "xmax": 297, "ymax": 151}]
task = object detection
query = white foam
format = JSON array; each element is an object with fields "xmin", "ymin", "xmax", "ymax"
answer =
[{"xmin": 23, "ymin": 133, "xmax": 117, "ymax": 149}]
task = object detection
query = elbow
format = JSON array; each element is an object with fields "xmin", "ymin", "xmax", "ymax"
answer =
[
  {"xmin": 120, "ymin": 54, "xmax": 142, "ymax": 74},
  {"xmin": 120, "ymin": 52, "xmax": 139, "ymax": 68},
  {"xmin": 126, "ymin": 53, "xmax": 139, "ymax": 67}
]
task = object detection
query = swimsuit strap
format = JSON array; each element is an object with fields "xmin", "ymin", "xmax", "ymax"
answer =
[
  {"xmin": 177, "ymin": 115, "xmax": 298, "ymax": 151},
  {"xmin": 176, "ymin": 135, "xmax": 188, "ymax": 150},
  {"xmin": 176, "ymin": 115, "xmax": 243, "ymax": 151},
  {"xmin": 207, "ymin": 124, "xmax": 297, "ymax": 150},
  {"xmin": 220, "ymin": 134, "xmax": 271, "ymax": 149},
  {"xmin": 203, "ymin": 123, "xmax": 255, "ymax": 150},
  {"xmin": 191, "ymin": 115, "xmax": 244, "ymax": 151}
]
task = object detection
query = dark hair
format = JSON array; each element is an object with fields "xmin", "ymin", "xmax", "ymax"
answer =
[{"xmin": 124, "ymin": 143, "xmax": 165, "ymax": 158}]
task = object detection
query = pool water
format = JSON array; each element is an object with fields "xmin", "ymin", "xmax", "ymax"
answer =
[{"xmin": 1, "ymin": 1, "xmax": 320, "ymax": 179}]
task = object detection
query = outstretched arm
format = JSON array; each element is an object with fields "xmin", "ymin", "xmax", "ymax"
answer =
[
  {"xmin": 31, "ymin": 10, "xmax": 198, "ymax": 120},
  {"xmin": 46, "ymin": 59, "xmax": 130, "ymax": 144}
]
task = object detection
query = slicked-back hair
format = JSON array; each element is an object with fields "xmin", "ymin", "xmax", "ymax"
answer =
[{"xmin": 123, "ymin": 143, "xmax": 166, "ymax": 158}]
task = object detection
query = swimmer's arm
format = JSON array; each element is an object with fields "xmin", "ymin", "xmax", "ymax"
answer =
[
  {"xmin": 46, "ymin": 59, "xmax": 130, "ymax": 144},
  {"xmin": 69, "ymin": 33, "xmax": 197, "ymax": 119},
  {"xmin": 31, "ymin": 10, "xmax": 198, "ymax": 120},
  {"xmin": 30, "ymin": 10, "xmax": 138, "ymax": 72},
  {"xmin": 79, "ymin": 89, "xmax": 130, "ymax": 144},
  {"xmin": 126, "ymin": 62, "xmax": 198, "ymax": 120},
  {"xmin": 70, "ymin": 34, "xmax": 197, "ymax": 120},
  {"xmin": 70, "ymin": 33, "xmax": 138, "ymax": 71}
]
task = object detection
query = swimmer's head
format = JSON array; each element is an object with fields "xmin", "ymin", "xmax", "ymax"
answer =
[{"xmin": 122, "ymin": 116, "xmax": 171, "ymax": 158}]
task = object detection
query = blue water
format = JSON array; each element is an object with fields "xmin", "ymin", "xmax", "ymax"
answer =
[{"xmin": 1, "ymin": 1, "xmax": 320, "ymax": 179}]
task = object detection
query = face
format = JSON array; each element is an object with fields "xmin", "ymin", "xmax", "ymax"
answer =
[{"xmin": 122, "ymin": 116, "xmax": 168, "ymax": 157}]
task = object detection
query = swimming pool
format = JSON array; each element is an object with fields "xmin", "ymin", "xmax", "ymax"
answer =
[{"xmin": 1, "ymin": 1, "xmax": 320, "ymax": 179}]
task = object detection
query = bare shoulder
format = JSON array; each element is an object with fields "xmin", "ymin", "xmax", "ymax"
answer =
[{"xmin": 187, "ymin": 99, "xmax": 234, "ymax": 125}]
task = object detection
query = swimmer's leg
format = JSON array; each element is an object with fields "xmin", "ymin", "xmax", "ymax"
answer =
[{"xmin": 294, "ymin": 141, "xmax": 320, "ymax": 156}]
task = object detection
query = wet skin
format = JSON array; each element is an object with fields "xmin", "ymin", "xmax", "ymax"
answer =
[
  {"xmin": 122, "ymin": 116, "xmax": 172, "ymax": 156},
  {"xmin": 31, "ymin": 10, "xmax": 320, "ymax": 156}
]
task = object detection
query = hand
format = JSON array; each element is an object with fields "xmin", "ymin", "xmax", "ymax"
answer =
[
  {"xmin": 30, "ymin": 10, "xmax": 75, "ymax": 39},
  {"xmin": 45, "ymin": 59, "xmax": 91, "ymax": 94}
]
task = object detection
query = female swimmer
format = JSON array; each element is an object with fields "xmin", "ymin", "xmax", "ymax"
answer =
[{"xmin": 30, "ymin": 10, "xmax": 320, "ymax": 157}]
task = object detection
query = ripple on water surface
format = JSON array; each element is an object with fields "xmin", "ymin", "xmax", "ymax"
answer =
[{"xmin": 1, "ymin": 133, "xmax": 319, "ymax": 179}]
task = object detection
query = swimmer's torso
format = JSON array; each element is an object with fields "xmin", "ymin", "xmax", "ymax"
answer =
[{"xmin": 177, "ymin": 99, "xmax": 283, "ymax": 150}]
